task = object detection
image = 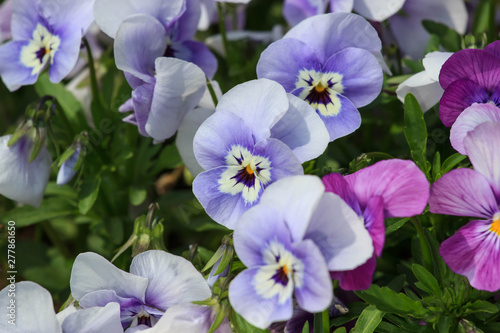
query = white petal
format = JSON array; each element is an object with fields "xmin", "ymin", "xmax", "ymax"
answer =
[
  {"xmin": 422, "ymin": 51, "xmax": 453, "ymax": 82},
  {"xmin": 353, "ymin": 0, "xmax": 405, "ymax": 21},
  {"xmin": 61, "ymin": 303, "xmax": 122, "ymax": 333},
  {"xmin": 396, "ymin": 71, "xmax": 443, "ymax": 112}
]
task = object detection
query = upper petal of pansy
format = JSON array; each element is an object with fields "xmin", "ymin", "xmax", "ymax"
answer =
[
  {"xmin": 396, "ymin": 71, "xmax": 443, "ymax": 113},
  {"xmin": 176, "ymin": 108, "xmax": 215, "ymax": 177},
  {"xmin": 353, "ymin": 0, "xmax": 404, "ymax": 21},
  {"xmin": 0, "ymin": 40, "xmax": 38, "ymax": 91},
  {"xmin": 94, "ymin": 0, "xmax": 185, "ymax": 38},
  {"xmin": 115, "ymin": 14, "xmax": 167, "ymax": 83},
  {"xmin": 484, "ymin": 40, "xmax": 500, "ymax": 59},
  {"xmin": 61, "ymin": 302, "xmax": 123, "ymax": 333},
  {"xmin": 10, "ymin": 0, "xmax": 38, "ymax": 40},
  {"xmin": 270, "ymin": 94, "xmax": 329, "ymax": 163},
  {"xmin": 169, "ymin": 40, "xmax": 218, "ymax": 79},
  {"xmin": 0, "ymin": 281, "xmax": 60, "ymax": 333},
  {"xmin": 228, "ymin": 268, "xmax": 293, "ymax": 330},
  {"xmin": 256, "ymin": 175, "xmax": 325, "ymax": 243},
  {"xmin": 363, "ymin": 196, "xmax": 385, "ymax": 257},
  {"xmin": 291, "ymin": 239, "xmax": 333, "ymax": 313},
  {"xmin": 283, "ymin": 0, "xmax": 325, "ymax": 27},
  {"xmin": 38, "ymin": 0, "xmax": 94, "ymax": 35},
  {"xmin": 0, "ymin": 135, "xmax": 51, "ymax": 207},
  {"xmin": 304, "ymin": 192, "xmax": 373, "ymax": 271},
  {"xmin": 70, "ymin": 252, "xmax": 149, "ymax": 303},
  {"xmin": 145, "ymin": 57, "xmax": 206, "ymax": 141},
  {"xmin": 216, "ymin": 79, "xmax": 290, "ymax": 143},
  {"xmin": 0, "ymin": 1, "xmax": 12, "ymax": 43},
  {"xmin": 439, "ymin": 49, "xmax": 500, "ymax": 92},
  {"xmin": 172, "ymin": 0, "xmax": 201, "ymax": 41},
  {"xmin": 256, "ymin": 35, "xmax": 322, "ymax": 92},
  {"xmin": 450, "ymin": 103, "xmax": 500, "ymax": 155},
  {"xmin": 429, "ymin": 168, "xmax": 498, "ymax": 219},
  {"xmin": 440, "ymin": 219, "xmax": 500, "ymax": 292},
  {"xmin": 330, "ymin": 0, "xmax": 354, "ymax": 12},
  {"xmin": 439, "ymin": 79, "xmax": 489, "ymax": 127},
  {"xmin": 422, "ymin": 51, "xmax": 453, "ymax": 82},
  {"xmin": 284, "ymin": 13, "xmax": 382, "ymax": 64},
  {"xmin": 193, "ymin": 109, "xmax": 254, "ymax": 171},
  {"xmin": 322, "ymin": 47, "xmax": 382, "ymax": 107},
  {"xmin": 322, "ymin": 172, "xmax": 362, "ymax": 215},
  {"xmin": 345, "ymin": 159, "xmax": 430, "ymax": 218},
  {"xmin": 464, "ymin": 122, "xmax": 500, "ymax": 200},
  {"xmin": 130, "ymin": 250, "xmax": 211, "ymax": 310}
]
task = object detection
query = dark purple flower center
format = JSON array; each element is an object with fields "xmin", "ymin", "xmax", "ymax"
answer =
[
  {"xmin": 301, "ymin": 75, "xmax": 338, "ymax": 107},
  {"xmin": 35, "ymin": 47, "xmax": 49, "ymax": 63},
  {"xmin": 271, "ymin": 265, "xmax": 290, "ymax": 286}
]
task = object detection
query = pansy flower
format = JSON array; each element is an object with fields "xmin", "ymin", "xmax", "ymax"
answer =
[
  {"xmin": 70, "ymin": 250, "xmax": 212, "ymax": 330},
  {"xmin": 114, "ymin": 14, "xmax": 206, "ymax": 142},
  {"xmin": 0, "ymin": 0, "xmax": 94, "ymax": 91},
  {"xmin": 438, "ymin": 40, "xmax": 500, "ymax": 127},
  {"xmin": 192, "ymin": 79, "xmax": 329, "ymax": 228},
  {"xmin": 94, "ymin": 0, "xmax": 217, "ymax": 78},
  {"xmin": 430, "ymin": 122, "xmax": 500, "ymax": 292},
  {"xmin": 257, "ymin": 13, "xmax": 383, "ymax": 141},
  {"xmin": 229, "ymin": 175, "xmax": 373, "ymax": 329},
  {"xmin": 323, "ymin": 159, "xmax": 430, "ymax": 290},
  {"xmin": 0, "ymin": 0, "xmax": 12, "ymax": 43}
]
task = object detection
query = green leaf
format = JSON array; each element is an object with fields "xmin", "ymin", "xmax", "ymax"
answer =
[
  {"xmin": 57, "ymin": 145, "xmax": 77, "ymax": 167},
  {"xmin": 472, "ymin": 0, "xmax": 490, "ymax": 34},
  {"xmin": 214, "ymin": 245, "xmax": 234, "ymax": 276},
  {"xmin": 208, "ymin": 301, "xmax": 228, "ymax": 333},
  {"xmin": 440, "ymin": 153, "xmax": 467, "ymax": 175},
  {"xmin": 422, "ymin": 20, "xmax": 462, "ymax": 52},
  {"xmin": 404, "ymin": 93, "xmax": 430, "ymax": 177},
  {"xmin": 412, "ymin": 264, "xmax": 441, "ymax": 296},
  {"xmin": 78, "ymin": 175, "xmax": 101, "ymax": 215},
  {"xmin": 351, "ymin": 305, "xmax": 385, "ymax": 333},
  {"xmin": 402, "ymin": 59, "xmax": 424, "ymax": 73},
  {"xmin": 355, "ymin": 284, "xmax": 428, "ymax": 318},
  {"xmin": 387, "ymin": 275, "xmax": 406, "ymax": 292},
  {"xmin": 386, "ymin": 217, "xmax": 409, "ymax": 235},
  {"xmin": 463, "ymin": 300, "xmax": 499, "ymax": 315},
  {"xmin": 432, "ymin": 152, "xmax": 441, "ymax": 181},
  {"xmin": 425, "ymin": 34, "xmax": 440, "ymax": 54},
  {"xmin": 202, "ymin": 245, "xmax": 226, "ymax": 272},
  {"xmin": 333, "ymin": 328, "xmax": 347, "ymax": 333},
  {"xmin": 129, "ymin": 186, "xmax": 147, "ymax": 206},
  {"xmin": 302, "ymin": 321, "xmax": 310, "ymax": 333}
]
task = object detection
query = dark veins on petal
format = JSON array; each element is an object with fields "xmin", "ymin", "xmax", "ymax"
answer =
[{"xmin": 271, "ymin": 266, "xmax": 289, "ymax": 286}]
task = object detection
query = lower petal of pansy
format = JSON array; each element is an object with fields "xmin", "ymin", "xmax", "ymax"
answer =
[
  {"xmin": 61, "ymin": 302, "xmax": 123, "ymax": 333},
  {"xmin": 331, "ymin": 254, "xmax": 377, "ymax": 290},
  {"xmin": 440, "ymin": 219, "xmax": 500, "ymax": 292},
  {"xmin": 229, "ymin": 268, "xmax": 293, "ymax": 330},
  {"xmin": 48, "ymin": 33, "xmax": 81, "ymax": 83},
  {"xmin": 439, "ymin": 79, "xmax": 489, "ymax": 127},
  {"xmin": 253, "ymin": 138, "xmax": 304, "ymax": 182},
  {"xmin": 0, "ymin": 40, "xmax": 38, "ymax": 91}
]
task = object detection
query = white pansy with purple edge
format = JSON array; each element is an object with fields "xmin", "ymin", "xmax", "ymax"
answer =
[
  {"xmin": 0, "ymin": 0, "xmax": 94, "ymax": 91},
  {"xmin": 0, "ymin": 135, "xmax": 51, "ymax": 207},
  {"xmin": 430, "ymin": 122, "xmax": 500, "ymax": 292},
  {"xmin": 70, "ymin": 250, "xmax": 212, "ymax": 331},
  {"xmin": 94, "ymin": 0, "xmax": 217, "ymax": 78},
  {"xmin": 257, "ymin": 13, "xmax": 383, "ymax": 141},
  {"xmin": 0, "ymin": 281, "xmax": 123, "ymax": 333},
  {"xmin": 114, "ymin": 14, "xmax": 206, "ymax": 142},
  {"xmin": 229, "ymin": 175, "xmax": 373, "ymax": 329},
  {"xmin": 192, "ymin": 79, "xmax": 329, "ymax": 228}
]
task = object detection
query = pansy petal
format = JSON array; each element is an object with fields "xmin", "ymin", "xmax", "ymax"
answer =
[
  {"xmin": 396, "ymin": 71, "xmax": 443, "ymax": 113},
  {"xmin": 47, "ymin": 33, "xmax": 81, "ymax": 83},
  {"xmin": 439, "ymin": 49, "xmax": 500, "ymax": 92},
  {"xmin": 292, "ymin": 240, "xmax": 333, "ymax": 313},
  {"xmin": 305, "ymin": 192, "xmax": 373, "ymax": 271},
  {"xmin": 464, "ymin": 122, "xmax": 500, "ymax": 199},
  {"xmin": 353, "ymin": 0, "xmax": 405, "ymax": 21},
  {"xmin": 429, "ymin": 168, "xmax": 498, "ymax": 218},
  {"xmin": 70, "ymin": 252, "xmax": 149, "ymax": 302},
  {"xmin": 114, "ymin": 14, "xmax": 167, "ymax": 82},
  {"xmin": 131, "ymin": 82, "xmax": 155, "ymax": 137},
  {"xmin": 0, "ymin": 40, "xmax": 38, "ymax": 91},
  {"xmin": 216, "ymin": 79, "xmax": 290, "ymax": 143},
  {"xmin": 10, "ymin": 0, "xmax": 37, "ymax": 39},
  {"xmin": 345, "ymin": 159, "xmax": 430, "ymax": 218},
  {"xmin": 322, "ymin": 172, "xmax": 361, "ymax": 215},
  {"xmin": 330, "ymin": 0, "xmax": 354, "ymax": 12},
  {"xmin": 38, "ymin": 0, "xmax": 94, "ymax": 34},
  {"xmin": 363, "ymin": 196, "xmax": 385, "ymax": 257},
  {"xmin": 193, "ymin": 110, "xmax": 254, "ymax": 170},
  {"xmin": 331, "ymin": 254, "xmax": 377, "ymax": 290},
  {"xmin": 253, "ymin": 138, "xmax": 304, "ymax": 182},
  {"xmin": 484, "ymin": 40, "xmax": 500, "ymax": 59},
  {"xmin": 170, "ymin": 40, "xmax": 218, "ymax": 79},
  {"xmin": 422, "ymin": 51, "xmax": 453, "ymax": 82},
  {"xmin": 270, "ymin": 94, "xmax": 329, "ymax": 163},
  {"xmin": 439, "ymin": 79, "xmax": 489, "ymax": 127},
  {"xmin": 229, "ymin": 268, "xmax": 293, "ymax": 330},
  {"xmin": 173, "ymin": 0, "xmax": 201, "ymax": 41},
  {"xmin": 322, "ymin": 47, "xmax": 383, "ymax": 107},
  {"xmin": 284, "ymin": 13, "xmax": 382, "ymax": 64},
  {"xmin": 61, "ymin": 302, "xmax": 123, "ymax": 333},
  {"xmin": 0, "ymin": 136, "xmax": 51, "ymax": 207},
  {"xmin": 0, "ymin": 281, "xmax": 60, "ymax": 333},
  {"xmin": 176, "ymin": 108, "xmax": 215, "ymax": 177},
  {"xmin": 145, "ymin": 57, "xmax": 206, "ymax": 141},
  {"xmin": 440, "ymin": 219, "xmax": 500, "ymax": 292},
  {"xmin": 256, "ymin": 38, "xmax": 322, "ymax": 92},
  {"xmin": 450, "ymin": 103, "xmax": 500, "ymax": 155},
  {"xmin": 283, "ymin": 0, "xmax": 325, "ymax": 27},
  {"xmin": 130, "ymin": 250, "xmax": 211, "ymax": 310}
]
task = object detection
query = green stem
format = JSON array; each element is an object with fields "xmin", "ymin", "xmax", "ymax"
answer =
[
  {"xmin": 322, "ymin": 308, "xmax": 330, "ymax": 333},
  {"xmin": 411, "ymin": 217, "xmax": 432, "ymax": 272},
  {"xmin": 206, "ymin": 77, "xmax": 219, "ymax": 107},
  {"xmin": 217, "ymin": 3, "xmax": 232, "ymax": 68},
  {"xmin": 83, "ymin": 38, "xmax": 105, "ymax": 126},
  {"xmin": 42, "ymin": 221, "xmax": 72, "ymax": 259},
  {"xmin": 488, "ymin": 0, "xmax": 496, "ymax": 43}
]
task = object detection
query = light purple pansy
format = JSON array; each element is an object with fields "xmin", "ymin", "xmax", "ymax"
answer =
[
  {"xmin": 0, "ymin": 135, "xmax": 51, "ymax": 207},
  {"xmin": 0, "ymin": 0, "xmax": 94, "ymax": 91},
  {"xmin": 70, "ymin": 250, "xmax": 212, "ymax": 331},
  {"xmin": 283, "ymin": 0, "xmax": 405, "ymax": 26},
  {"xmin": 257, "ymin": 13, "xmax": 384, "ymax": 141},
  {"xmin": 229, "ymin": 175, "xmax": 373, "ymax": 329},
  {"xmin": 192, "ymin": 78, "xmax": 329, "ymax": 228},
  {"xmin": 94, "ymin": 0, "xmax": 217, "ymax": 78},
  {"xmin": 430, "ymin": 122, "xmax": 500, "ymax": 292},
  {"xmin": 396, "ymin": 51, "xmax": 452, "ymax": 112},
  {"xmin": 438, "ymin": 40, "xmax": 500, "ymax": 127},
  {"xmin": 0, "ymin": 281, "xmax": 123, "ymax": 333},
  {"xmin": 114, "ymin": 14, "xmax": 206, "ymax": 142},
  {"xmin": 389, "ymin": 0, "xmax": 467, "ymax": 60},
  {"xmin": 323, "ymin": 159, "xmax": 430, "ymax": 290}
]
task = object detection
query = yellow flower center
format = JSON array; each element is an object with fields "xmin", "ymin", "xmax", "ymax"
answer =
[
  {"xmin": 315, "ymin": 83, "xmax": 326, "ymax": 93},
  {"xmin": 490, "ymin": 218, "xmax": 500, "ymax": 236},
  {"xmin": 245, "ymin": 164, "xmax": 254, "ymax": 175}
]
